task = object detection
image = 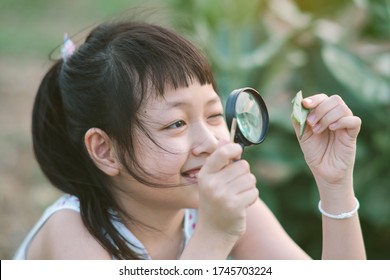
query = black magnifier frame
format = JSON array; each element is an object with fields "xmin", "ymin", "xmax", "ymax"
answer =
[{"xmin": 225, "ymin": 87, "xmax": 269, "ymax": 147}]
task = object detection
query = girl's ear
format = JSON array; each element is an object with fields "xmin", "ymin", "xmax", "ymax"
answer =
[{"xmin": 84, "ymin": 128, "xmax": 120, "ymax": 176}]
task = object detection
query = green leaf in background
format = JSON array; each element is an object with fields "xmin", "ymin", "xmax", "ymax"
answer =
[{"xmin": 321, "ymin": 44, "xmax": 390, "ymax": 105}]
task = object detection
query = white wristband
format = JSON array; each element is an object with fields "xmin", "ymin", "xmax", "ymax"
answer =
[{"xmin": 318, "ymin": 197, "xmax": 360, "ymax": 219}]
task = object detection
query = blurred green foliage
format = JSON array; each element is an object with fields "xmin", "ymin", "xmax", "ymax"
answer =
[{"xmin": 1, "ymin": 0, "xmax": 389, "ymax": 259}]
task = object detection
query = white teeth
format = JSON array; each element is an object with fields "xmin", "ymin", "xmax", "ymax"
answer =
[{"xmin": 188, "ymin": 173, "xmax": 197, "ymax": 178}]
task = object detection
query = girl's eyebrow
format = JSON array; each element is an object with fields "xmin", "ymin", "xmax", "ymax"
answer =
[{"xmin": 164, "ymin": 95, "xmax": 221, "ymax": 110}]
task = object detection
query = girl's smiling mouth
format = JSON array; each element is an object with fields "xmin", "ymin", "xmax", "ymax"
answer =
[{"xmin": 181, "ymin": 168, "xmax": 201, "ymax": 182}]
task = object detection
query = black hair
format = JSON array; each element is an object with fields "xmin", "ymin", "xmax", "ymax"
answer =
[{"xmin": 32, "ymin": 20, "xmax": 216, "ymax": 259}]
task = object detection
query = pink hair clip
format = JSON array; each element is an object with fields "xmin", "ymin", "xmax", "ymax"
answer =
[{"xmin": 61, "ymin": 33, "xmax": 76, "ymax": 62}]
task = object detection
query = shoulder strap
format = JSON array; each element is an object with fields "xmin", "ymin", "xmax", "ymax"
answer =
[{"xmin": 13, "ymin": 195, "xmax": 80, "ymax": 259}]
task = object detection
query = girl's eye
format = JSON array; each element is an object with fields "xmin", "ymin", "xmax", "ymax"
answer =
[
  {"xmin": 208, "ymin": 113, "xmax": 224, "ymax": 123},
  {"xmin": 209, "ymin": 113, "xmax": 223, "ymax": 119},
  {"xmin": 166, "ymin": 120, "xmax": 187, "ymax": 129}
]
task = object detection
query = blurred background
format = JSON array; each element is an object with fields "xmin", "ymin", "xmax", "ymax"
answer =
[{"xmin": 0, "ymin": 0, "xmax": 389, "ymax": 259}]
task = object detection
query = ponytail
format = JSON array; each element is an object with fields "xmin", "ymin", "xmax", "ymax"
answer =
[
  {"xmin": 32, "ymin": 61, "xmax": 91, "ymax": 196},
  {"xmin": 32, "ymin": 61, "xmax": 71, "ymax": 192},
  {"xmin": 32, "ymin": 61, "xmax": 142, "ymax": 259}
]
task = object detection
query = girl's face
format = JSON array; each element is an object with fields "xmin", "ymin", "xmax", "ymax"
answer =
[{"xmin": 120, "ymin": 81, "xmax": 230, "ymax": 209}]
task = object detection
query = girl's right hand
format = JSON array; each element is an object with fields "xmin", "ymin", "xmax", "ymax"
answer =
[{"xmin": 197, "ymin": 141, "xmax": 258, "ymax": 241}]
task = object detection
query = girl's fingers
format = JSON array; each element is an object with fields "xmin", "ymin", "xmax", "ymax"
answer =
[
  {"xmin": 220, "ymin": 160, "xmax": 251, "ymax": 184},
  {"xmin": 306, "ymin": 95, "xmax": 347, "ymax": 125},
  {"xmin": 304, "ymin": 94, "xmax": 353, "ymax": 134},
  {"xmin": 202, "ymin": 143, "xmax": 243, "ymax": 173},
  {"xmin": 205, "ymin": 164, "xmax": 257, "ymax": 197},
  {"xmin": 302, "ymin": 93, "xmax": 328, "ymax": 109},
  {"xmin": 329, "ymin": 116, "xmax": 362, "ymax": 138},
  {"xmin": 230, "ymin": 172, "xmax": 257, "ymax": 194},
  {"xmin": 310, "ymin": 103, "xmax": 352, "ymax": 134},
  {"xmin": 235, "ymin": 187, "xmax": 259, "ymax": 209}
]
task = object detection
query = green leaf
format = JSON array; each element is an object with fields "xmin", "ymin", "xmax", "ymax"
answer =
[
  {"xmin": 322, "ymin": 44, "xmax": 390, "ymax": 105},
  {"xmin": 291, "ymin": 91, "xmax": 309, "ymax": 139}
]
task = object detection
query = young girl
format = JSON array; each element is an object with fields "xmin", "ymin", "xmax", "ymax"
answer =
[{"xmin": 14, "ymin": 20, "xmax": 365, "ymax": 260}]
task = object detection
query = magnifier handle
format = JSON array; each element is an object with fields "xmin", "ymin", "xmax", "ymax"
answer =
[
  {"xmin": 230, "ymin": 117, "xmax": 245, "ymax": 153},
  {"xmin": 230, "ymin": 118, "xmax": 238, "ymax": 143}
]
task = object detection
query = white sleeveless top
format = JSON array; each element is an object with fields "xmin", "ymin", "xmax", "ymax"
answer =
[{"xmin": 13, "ymin": 194, "xmax": 198, "ymax": 259}]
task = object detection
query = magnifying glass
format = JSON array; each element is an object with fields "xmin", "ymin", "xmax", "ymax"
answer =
[{"xmin": 225, "ymin": 87, "xmax": 269, "ymax": 147}]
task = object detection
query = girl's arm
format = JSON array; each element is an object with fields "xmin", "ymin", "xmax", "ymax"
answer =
[
  {"xmin": 233, "ymin": 93, "xmax": 365, "ymax": 260},
  {"xmin": 231, "ymin": 198, "xmax": 311, "ymax": 259},
  {"xmin": 296, "ymin": 94, "xmax": 365, "ymax": 259}
]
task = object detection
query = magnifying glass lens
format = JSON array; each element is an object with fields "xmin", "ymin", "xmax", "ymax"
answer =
[
  {"xmin": 225, "ymin": 87, "xmax": 269, "ymax": 147},
  {"xmin": 235, "ymin": 91, "xmax": 263, "ymax": 143}
]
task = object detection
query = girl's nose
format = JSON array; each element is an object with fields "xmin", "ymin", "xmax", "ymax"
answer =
[{"xmin": 191, "ymin": 124, "xmax": 219, "ymax": 156}]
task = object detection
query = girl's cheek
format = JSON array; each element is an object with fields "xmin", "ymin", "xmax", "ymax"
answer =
[{"xmin": 159, "ymin": 136, "xmax": 190, "ymax": 153}]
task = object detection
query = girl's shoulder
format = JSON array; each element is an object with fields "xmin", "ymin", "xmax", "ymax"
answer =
[{"xmin": 15, "ymin": 195, "xmax": 110, "ymax": 259}]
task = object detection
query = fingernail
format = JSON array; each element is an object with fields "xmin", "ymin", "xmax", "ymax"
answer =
[
  {"xmin": 329, "ymin": 123, "xmax": 338, "ymax": 130},
  {"xmin": 307, "ymin": 114, "xmax": 316, "ymax": 124},
  {"xmin": 304, "ymin": 98, "xmax": 313, "ymax": 104},
  {"xmin": 313, "ymin": 124, "xmax": 321, "ymax": 133}
]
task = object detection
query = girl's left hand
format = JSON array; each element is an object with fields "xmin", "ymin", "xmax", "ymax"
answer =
[{"xmin": 292, "ymin": 94, "xmax": 361, "ymax": 189}]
